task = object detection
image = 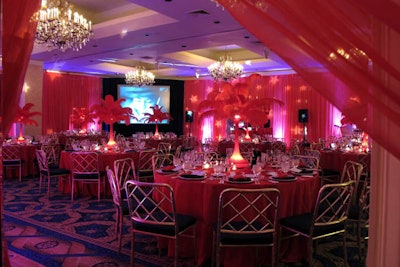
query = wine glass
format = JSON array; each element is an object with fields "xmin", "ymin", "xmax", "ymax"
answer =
[
  {"xmin": 251, "ymin": 164, "xmax": 262, "ymax": 183},
  {"xmin": 182, "ymin": 161, "xmax": 191, "ymax": 173},
  {"xmin": 281, "ymin": 160, "xmax": 291, "ymax": 173}
]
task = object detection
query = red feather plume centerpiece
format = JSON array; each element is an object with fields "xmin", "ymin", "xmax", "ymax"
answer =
[
  {"xmin": 143, "ymin": 104, "xmax": 172, "ymax": 139},
  {"xmin": 198, "ymin": 74, "xmax": 284, "ymax": 168},
  {"xmin": 91, "ymin": 95, "xmax": 135, "ymax": 148},
  {"xmin": 70, "ymin": 107, "xmax": 96, "ymax": 133},
  {"xmin": 14, "ymin": 103, "xmax": 42, "ymax": 143}
]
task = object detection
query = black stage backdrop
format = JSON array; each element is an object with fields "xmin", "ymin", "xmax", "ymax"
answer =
[{"xmin": 102, "ymin": 78, "xmax": 184, "ymax": 137}]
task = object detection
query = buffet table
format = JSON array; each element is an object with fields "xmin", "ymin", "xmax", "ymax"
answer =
[
  {"xmin": 154, "ymin": 166, "xmax": 320, "ymax": 266},
  {"xmin": 59, "ymin": 150, "xmax": 141, "ymax": 196}
]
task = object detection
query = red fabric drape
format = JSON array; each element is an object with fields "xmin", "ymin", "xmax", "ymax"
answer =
[
  {"xmin": 184, "ymin": 74, "xmax": 338, "ymax": 144},
  {"xmin": 216, "ymin": 0, "xmax": 400, "ymax": 159},
  {"xmin": 1, "ymin": 0, "xmax": 41, "ymax": 135},
  {"xmin": 42, "ymin": 72, "xmax": 101, "ymax": 134}
]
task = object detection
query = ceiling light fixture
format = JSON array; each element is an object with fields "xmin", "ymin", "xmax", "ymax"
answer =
[
  {"xmin": 208, "ymin": 54, "xmax": 243, "ymax": 81},
  {"xmin": 34, "ymin": 0, "xmax": 93, "ymax": 52},
  {"xmin": 125, "ymin": 66, "xmax": 155, "ymax": 86}
]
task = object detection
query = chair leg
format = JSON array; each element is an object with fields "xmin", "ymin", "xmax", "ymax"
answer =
[
  {"xmin": 71, "ymin": 180, "xmax": 75, "ymax": 202},
  {"xmin": 343, "ymin": 232, "xmax": 348, "ymax": 267},
  {"xmin": 174, "ymin": 237, "xmax": 179, "ymax": 267},
  {"xmin": 47, "ymin": 175, "xmax": 51, "ymax": 196},
  {"xmin": 307, "ymin": 238, "xmax": 314, "ymax": 267},
  {"xmin": 130, "ymin": 231, "xmax": 135, "ymax": 267}
]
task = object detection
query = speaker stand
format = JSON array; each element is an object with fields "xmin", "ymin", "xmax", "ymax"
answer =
[{"xmin": 301, "ymin": 122, "xmax": 310, "ymax": 148}]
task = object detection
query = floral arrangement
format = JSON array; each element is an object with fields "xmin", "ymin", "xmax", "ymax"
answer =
[
  {"xmin": 91, "ymin": 95, "xmax": 135, "ymax": 146},
  {"xmin": 14, "ymin": 103, "xmax": 41, "ymax": 142},
  {"xmin": 198, "ymin": 74, "xmax": 283, "ymax": 166},
  {"xmin": 70, "ymin": 107, "xmax": 96, "ymax": 133},
  {"xmin": 143, "ymin": 104, "xmax": 173, "ymax": 137}
]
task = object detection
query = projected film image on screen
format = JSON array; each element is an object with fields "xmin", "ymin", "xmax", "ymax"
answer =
[{"xmin": 118, "ymin": 85, "xmax": 171, "ymax": 124}]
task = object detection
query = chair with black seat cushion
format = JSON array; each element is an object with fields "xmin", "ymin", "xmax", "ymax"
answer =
[
  {"xmin": 347, "ymin": 178, "xmax": 370, "ymax": 262},
  {"xmin": 136, "ymin": 149, "xmax": 156, "ymax": 182},
  {"xmin": 36, "ymin": 149, "xmax": 70, "ymax": 196},
  {"xmin": 279, "ymin": 180, "xmax": 355, "ymax": 267},
  {"xmin": 70, "ymin": 151, "xmax": 104, "ymax": 202},
  {"xmin": 124, "ymin": 180, "xmax": 197, "ymax": 267},
  {"xmin": 41, "ymin": 144, "xmax": 59, "ymax": 168},
  {"xmin": 2, "ymin": 145, "xmax": 24, "ymax": 181},
  {"xmin": 213, "ymin": 188, "xmax": 280, "ymax": 267},
  {"xmin": 106, "ymin": 166, "xmax": 129, "ymax": 254}
]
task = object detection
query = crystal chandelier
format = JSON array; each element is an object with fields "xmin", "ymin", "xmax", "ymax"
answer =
[
  {"xmin": 125, "ymin": 67, "xmax": 155, "ymax": 86},
  {"xmin": 208, "ymin": 55, "xmax": 243, "ymax": 81},
  {"xmin": 34, "ymin": 0, "xmax": 93, "ymax": 52}
]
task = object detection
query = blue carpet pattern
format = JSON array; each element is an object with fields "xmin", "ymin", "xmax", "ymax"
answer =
[
  {"xmin": 2, "ymin": 177, "xmax": 190, "ymax": 267},
  {"xmin": 2, "ymin": 177, "xmax": 366, "ymax": 267}
]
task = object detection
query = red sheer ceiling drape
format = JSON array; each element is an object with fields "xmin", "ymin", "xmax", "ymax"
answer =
[
  {"xmin": 217, "ymin": 0, "xmax": 400, "ymax": 160},
  {"xmin": 42, "ymin": 72, "xmax": 101, "ymax": 134},
  {"xmin": 184, "ymin": 74, "xmax": 339, "ymax": 144},
  {"xmin": 1, "ymin": 0, "xmax": 41, "ymax": 135}
]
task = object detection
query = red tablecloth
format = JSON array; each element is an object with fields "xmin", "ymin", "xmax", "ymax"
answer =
[
  {"xmin": 320, "ymin": 150, "xmax": 370, "ymax": 173},
  {"xmin": 59, "ymin": 150, "xmax": 140, "ymax": 196},
  {"xmin": 154, "ymin": 168, "xmax": 321, "ymax": 266}
]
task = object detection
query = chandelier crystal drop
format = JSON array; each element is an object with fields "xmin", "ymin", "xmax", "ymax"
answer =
[
  {"xmin": 125, "ymin": 67, "xmax": 155, "ymax": 86},
  {"xmin": 208, "ymin": 55, "xmax": 243, "ymax": 81},
  {"xmin": 34, "ymin": 0, "xmax": 93, "ymax": 52}
]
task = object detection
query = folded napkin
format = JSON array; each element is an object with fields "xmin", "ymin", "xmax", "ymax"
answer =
[
  {"xmin": 162, "ymin": 165, "xmax": 176, "ymax": 172},
  {"xmin": 181, "ymin": 170, "xmax": 205, "ymax": 178}
]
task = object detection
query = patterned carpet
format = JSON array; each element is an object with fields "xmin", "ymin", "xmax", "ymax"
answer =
[{"xmin": 2, "ymin": 177, "xmax": 367, "ymax": 267}]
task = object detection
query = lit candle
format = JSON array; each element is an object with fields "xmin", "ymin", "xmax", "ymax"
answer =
[
  {"xmin": 203, "ymin": 162, "xmax": 210, "ymax": 169},
  {"xmin": 232, "ymin": 164, "xmax": 237, "ymax": 171}
]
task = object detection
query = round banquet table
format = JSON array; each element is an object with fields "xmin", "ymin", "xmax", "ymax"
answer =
[
  {"xmin": 319, "ymin": 150, "xmax": 370, "ymax": 173},
  {"xmin": 154, "ymin": 167, "xmax": 321, "ymax": 266},
  {"xmin": 58, "ymin": 150, "xmax": 141, "ymax": 196}
]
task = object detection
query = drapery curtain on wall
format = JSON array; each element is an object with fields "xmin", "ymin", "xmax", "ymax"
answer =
[
  {"xmin": 217, "ymin": 0, "xmax": 400, "ymax": 160},
  {"xmin": 42, "ymin": 72, "xmax": 102, "ymax": 134},
  {"xmin": 1, "ymin": 0, "xmax": 40, "ymax": 135},
  {"xmin": 184, "ymin": 74, "xmax": 339, "ymax": 144}
]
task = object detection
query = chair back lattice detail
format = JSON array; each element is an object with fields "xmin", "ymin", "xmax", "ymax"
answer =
[
  {"xmin": 71, "ymin": 152, "xmax": 100, "ymax": 175},
  {"xmin": 36, "ymin": 149, "xmax": 49, "ymax": 171},
  {"xmin": 157, "ymin": 142, "xmax": 172, "ymax": 155},
  {"xmin": 218, "ymin": 188, "xmax": 280, "ymax": 235},
  {"xmin": 2, "ymin": 145, "xmax": 23, "ymax": 181},
  {"xmin": 293, "ymin": 155, "xmax": 320, "ymax": 170},
  {"xmin": 214, "ymin": 188, "xmax": 280, "ymax": 267},
  {"xmin": 303, "ymin": 149, "xmax": 321, "ymax": 159},
  {"xmin": 271, "ymin": 141, "xmax": 286, "ymax": 152},
  {"xmin": 152, "ymin": 153, "xmax": 175, "ymax": 171},
  {"xmin": 41, "ymin": 145, "xmax": 58, "ymax": 166},
  {"xmin": 137, "ymin": 149, "xmax": 156, "ymax": 182},
  {"xmin": 313, "ymin": 181, "xmax": 355, "ymax": 229},
  {"xmin": 114, "ymin": 157, "xmax": 137, "ymax": 190},
  {"xmin": 2, "ymin": 145, "xmax": 21, "ymax": 161},
  {"xmin": 356, "ymin": 153, "xmax": 370, "ymax": 179},
  {"xmin": 125, "ymin": 180, "xmax": 176, "ymax": 228},
  {"xmin": 70, "ymin": 152, "xmax": 102, "ymax": 202},
  {"xmin": 340, "ymin": 161, "xmax": 363, "ymax": 198}
]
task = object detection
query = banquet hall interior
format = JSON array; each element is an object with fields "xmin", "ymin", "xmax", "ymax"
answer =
[{"xmin": 1, "ymin": 0, "xmax": 400, "ymax": 266}]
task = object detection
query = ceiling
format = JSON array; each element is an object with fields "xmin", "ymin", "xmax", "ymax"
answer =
[{"xmin": 30, "ymin": 0, "xmax": 294, "ymax": 80}]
